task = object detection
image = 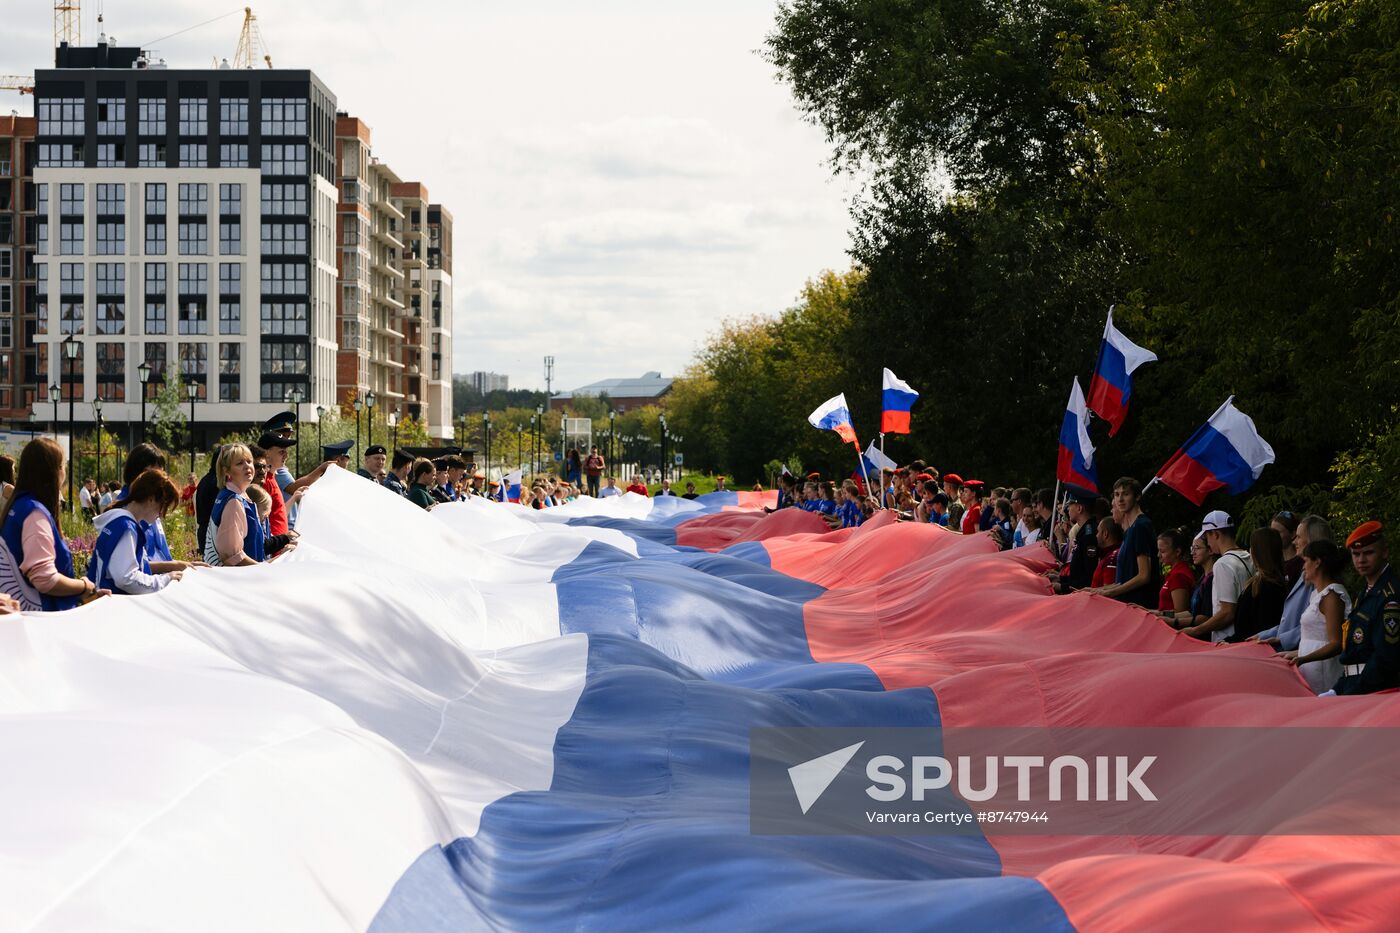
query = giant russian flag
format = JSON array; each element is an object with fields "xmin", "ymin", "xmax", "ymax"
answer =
[
  {"xmin": 2, "ymin": 466, "xmax": 1397, "ymax": 931},
  {"xmin": 1086, "ymin": 306, "xmax": 1157, "ymax": 436},
  {"xmin": 1154, "ymin": 396, "xmax": 1275, "ymax": 505},
  {"xmin": 808, "ymin": 393, "xmax": 858, "ymax": 444},
  {"xmin": 1056, "ymin": 378, "xmax": 1098, "ymax": 493},
  {"xmin": 881, "ymin": 368, "xmax": 919, "ymax": 434}
]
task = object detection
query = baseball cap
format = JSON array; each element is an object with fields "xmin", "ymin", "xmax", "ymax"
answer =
[{"xmin": 1199, "ymin": 510, "xmax": 1233, "ymax": 536}]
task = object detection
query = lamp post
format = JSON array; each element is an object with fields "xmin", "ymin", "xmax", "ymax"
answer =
[
  {"xmin": 482, "ymin": 411, "xmax": 491, "ymax": 476},
  {"xmin": 365, "ymin": 391, "xmax": 376, "ymax": 456},
  {"xmin": 388, "ymin": 411, "xmax": 399, "ymax": 454},
  {"xmin": 62, "ymin": 337, "xmax": 80, "ymax": 511},
  {"xmin": 659, "ymin": 413, "xmax": 667, "ymax": 483},
  {"xmin": 535, "ymin": 405, "xmax": 544, "ymax": 477},
  {"xmin": 93, "ymin": 397, "xmax": 104, "ymax": 491},
  {"xmin": 186, "ymin": 380, "xmax": 199, "ymax": 474},
  {"xmin": 49, "ymin": 383, "xmax": 59, "ymax": 438},
  {"xmin": 608, "ymin": 410, "xmax": 616, "ymax": 470},
  {"xmin": 516, "ymin": 424, "xmax": 523, "ymax": 471},
  {"xmin": 316, "ymin": 405, "xmax": 326, "ymax": 458},
  {"xmin": 353, "ymin": 395, "xmax": 364, "ymax": 469},
  {"xmin": 528, "ymin": 413, "xmax": 537, "ymax": 477},
  {"xmin": 137, "ymin": 361, "xmax": 153, "ymax": 444},
  {"xmin": 288, "ymin": 384, "xmax": 305, "ymax": 475}
]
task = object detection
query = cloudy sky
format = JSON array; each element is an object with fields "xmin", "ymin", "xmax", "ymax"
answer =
[{"xmin": 2, "ymin": 0, "xmax": 857, "ymax": 393}]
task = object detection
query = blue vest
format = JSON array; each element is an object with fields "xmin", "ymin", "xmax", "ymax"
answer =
[
  {"xmin": 2, "ymin": 492, "xmax": 78, "ymax": 611},
  {"xmin": 86, "ymin": 513, "xmax": 151, "ymax": 594},
  {"xmin": 210, "ymin": 489, "xmax": 266, "ymax": 563},
  {"xmin": 817, "ymin": 499, "xmax": 837, "ymax": 515},
  {"xmin": 111, "ymin": 485, "xmax": 174, "ymax": 562}
]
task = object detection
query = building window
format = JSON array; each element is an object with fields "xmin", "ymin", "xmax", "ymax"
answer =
[
  {"xmin": 97, "ymin": 183, "xmax": 125, "ymax": 215},
  {"xmin": 178, "ymin": 99, "xmax": 207, "ymax": 136},
  {"xmin": 220, "ymin": 143, "xmax": 248, "ymax": 168},
  {"xmin": 36, "ymin": 221, "xmax": 48, "ymax": 255},
  {"xmin": 143, "ymin": 343, "xmax": 166, "ymax": 400},
  {"xmin": 95, "ymin": 264, "xmax": 126, "ymax": 335},
  {"xmin": 59, "ymin": 222, "xmax": 83, "ymax": 255},
  {"xmin": 260, "ymin": 301, "xmax": 307, "ymax": 336},
  {"xmin": 96, "ymin": 342, "xmax": 125, "ymax": 401},
  {"xmin": 261, "ymin": 341, "xmax": 308, "ymax": 375},
  {"xmin": 219, "ymin": 98, "xmax": 248, "ymax": 135},
  {"xmin": 260, "ymin": 98, "xmax": 307, "ymax": 135},
  {"xmin": 260, "ymin": 144, "xmax": 307, "ymax": 175},
  {"xmin": 260, "ymin": 222, "xmax": 307, "ymax": 255},
  {"xmin": 60, "ymin": 183, "xmax": 83, "ymax": 215},
  {"xmin": 145, "ymin": 183, "xmax": 166, "ymax": 216},
  {"xmin": 138, "ymin": 143, "xmax": 166, "ymax": 168},
  {"xmin": 37, "ymin": 144, "xmax": 82, "ymax": 167},
  {"xmin": 260, "ymin": 182, "xmax": 307, "ymax": 215},
  {"xmin": 178, "ymin": 222, "xmax": 207, "ymax": 255},
  {"xmin": 38, "ymin": 98, "xmax": 84, "ymax": 135},
  {"xmin": 179, "ymin": 342, "xmax": 208, "ymax": 399},
  {"xmin": 0, "ymin": 249, "xmax": 10, "ymax": 279},
  {"xmin": 96, "ymin": 143, "xmax": 126, "ymax": 168},
  {"xmin": 138, "ymin": 99, "xmax": 166, "ymax": 135},
  {"xmin": 145, "ymin": 219, "xmax": 166, "ymax": 255},
  {"xmin": 96, "ymin": 222, "xmax": 125, "ymax": 255},
  {"xmin": 260, "ymin": 263, "xmax": 307, "ymax": 295},
  {"xmin": 35, "ymin": 183, "xmax": 48, "ymax": 216},
  {"xmin": 35, "ymin": 264, "xmax": 47, "ymax": 335},
  {"xmin": 219, "ymin": 343, "xmax": 240, "ymax": 401},
  {"xmin": 340, "ymin": 318, "xmax": 359, "ymax": 351},
  {"xmin": 59, "ymin": 263, "xmax": 83, "ymax": 334},
  {"xmin": 97, "ymin": 98, "xmax": 127, "ymax": 135},
  {"xmin": 178, "ymin": 144, "xmax": 207, "ymax": 168},
  {"xmin": 341, "ymin": 180, "xmax": 359, "ymax": 205},
  {"xmin": 144, "ymin": 263, "xmax": 167, "ymax": 334},
  {"xmin": 219, "ymin": 183, "xmax": 241, "ymax": 216},
  {"xmin": 0, "ymin": 283, "xmax": 9, "ymax": 316},
  {"xmin": 178, "ymin": 263, "xmax": 208, "ymax": 334},
  {"xmin": 178, "ymin": 183, "xmax": 207, "ymax": 216},
  {"xmin": 219, "ymin": 222, "xmax": 240, "ymax": 255},
  {"xmin": 219, "ymin": 263, "xmax": 240, "ymax": 334}
]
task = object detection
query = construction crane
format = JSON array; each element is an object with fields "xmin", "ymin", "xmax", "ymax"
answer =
[
  {"xmin": 55, "ymin": 0, "xmax": 80, "ymax": 48},
  {"xmin": 1, "ymin": 77, "xmax": 36, "ymax": 95},
  {"xmin": 234, "ymin": 7, "xmax": 272, "ymax": 69}
]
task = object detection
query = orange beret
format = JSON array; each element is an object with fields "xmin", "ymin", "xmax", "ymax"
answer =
[{"xmin": 1346, "ymin": 520, "xmax": 1384, "ymax": 549}]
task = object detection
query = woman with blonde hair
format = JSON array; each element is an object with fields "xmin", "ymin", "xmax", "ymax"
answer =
[
  {"xmin": 0, "ymin": 437, "xmax": 105, "ymax": 609},
  {"xmin": 204, "ymin": 444, "xmax": 264, "ymax": 567}
]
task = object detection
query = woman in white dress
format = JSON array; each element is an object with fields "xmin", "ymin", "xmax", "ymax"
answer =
[{"xmin": 1284, "ymin": 539, "xmax": 1351, "ymax": 694}]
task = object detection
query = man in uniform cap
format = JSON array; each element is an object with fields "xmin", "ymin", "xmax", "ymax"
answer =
[
  {"xmin": 430, "ymin": 459, "xmax": 453, "ymax": 503},
  {"xmin": 360, "ymin": 445, "xmax": 387, "ymax": 482},
  {"xmin": 1051, "ymin": 486, "xmax": 1100, "ymax": 593},
  {"xmin": 321, "ymin": 439, "xmax": 353, "ymax": 470},
  {"xmin": 262, "ymin": 411, "xmax": 297, "ymax": 438},
  {"xmin": 383, "ymin": 450, "xmax": 413, "ymax": 497},
  {"xmin": 1333, "ymin": 522, "xmax": 1400, "ymax": 695}
]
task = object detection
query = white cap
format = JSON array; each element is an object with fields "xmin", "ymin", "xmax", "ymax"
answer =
[{"xmin": 1200, "ymin": 510, "xmax": 1233, "ymax": 536}]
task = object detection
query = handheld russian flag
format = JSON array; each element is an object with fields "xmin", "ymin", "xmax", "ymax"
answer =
[
  {"xmin": 1152, "ymin": 397, "xmax": 1275, "ymax": 505},
  {"xmin": 504, "ymin": 470, "xmax": 523, "ymax": 503},
  {"xmin": 807, "ymin": 394, "xmax": 858, "ymax": 445},
  {"xmin": 880, "ymin": 368, "xmax": 919, "ymax": 434},
  {"xmin": 1086, "ymin": 306, "xmax": 1157, "ymax": 436},
  {"xmin": 1057, "ymin": 378, "xmax": 1099, "ymax": 493},
  {"xmin": 861, "ymin": 439, "xmax": 897, "ymax": 481}
]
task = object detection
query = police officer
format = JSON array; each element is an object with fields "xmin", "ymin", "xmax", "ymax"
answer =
[
  {"xmin": 321, "ymin": 439, "xmax": 353, "ymax": 471},
  {"xmin": 360, "ymin": 445, "xmax": 387, "ymax": 482},
  {"xmin": 1333, "ymin": 521, "xmax": 1400, "ymax": 695},
  {"xmin": 383, "ymin": 450, "xmax": 413, "ymax": 497},
  {"xmin": 263, "ymin": 410, "xmax": 297, "ymax": 440},
  {"xmin": 1052, "ymin": 487, "xmax": 1099, "ymax": 593}
]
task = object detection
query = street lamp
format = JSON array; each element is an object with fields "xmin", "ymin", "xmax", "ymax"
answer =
[
  {"xmin": 482, "ymin": 411, "xmax": 491, "ymax": 476},
  {"xmin": 137, "ymin": 361, "xmax": 153, "ymax": 444},
  {"xmin": 388, "ymin": 411, "xmax": 399, "ymax": 454},
  {"xmin": 93, "ymin": 397, "xmax": 104, "ymax": 490},
  {"xmin": 365, "ymin": 391, "xmax": 376, "ymax": 456},
  {"xmin": 316, "ymin": 405, "xmax": 326, "ymax": 456},
  {"xmin": 659, "ymin": 413, "xmax": 667, "ymax": 482},
  {"xmin": 608, "ymin": 409, "xmax": 616, "ymax": 469},
  {"xmin": 186, "ymin": 380, "xmax": 199, "ymax": 474},
  {"xmin": 529, "ymin": 413, "xmax": 537, "ymax": 478},
  {"xmin": 289, "ymin": 384, "xmax": 305, "ymax": 475},
  {"xmin": 535, "ymin": 404, "xmax": 544, "ymax": 477},
  {"xmin": 516, "ymin": 424, "xmax": 524, "ymax": 472},
  {"xmin": 353, "ymin": 395, "xmax": 364, "ymax": 469},
  {"xmin": 49, "ymin": 383, "xmax": 59, "ymax": 438},
  {"xmin": 62, "ymin": 337, "xmax": 80, "ymax": 511}
]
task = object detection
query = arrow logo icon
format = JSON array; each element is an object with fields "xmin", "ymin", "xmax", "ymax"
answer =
[{"xmin": 787, "ymin": 741, "xmax": 864, "ymax": 814}]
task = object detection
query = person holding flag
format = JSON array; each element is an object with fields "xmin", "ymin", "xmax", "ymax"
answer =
[{"xmin": 1086, "ymin": 306, "xmax": 1158, "ymax": 435}]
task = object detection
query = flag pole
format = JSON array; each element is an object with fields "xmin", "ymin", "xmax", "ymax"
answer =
[
  {"xmin": 879, "ymin": 431, "xmax": 888, "ymax": 508},
  {"xmin": 854, "ymin": 438, "xmax": 874, "ymax": 503}
]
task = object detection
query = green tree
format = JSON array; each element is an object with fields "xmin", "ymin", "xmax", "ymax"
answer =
[{"xmin": 149, "ymin": 372, "xmax": 187, "ymax": 450}]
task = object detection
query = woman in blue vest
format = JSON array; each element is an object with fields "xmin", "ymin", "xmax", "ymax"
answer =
[
  {"xmin": 204, "ymin": 444, "xmax": 265, "ymax": 567},
  {"xmin": 0, "ymin": 437, "xmax": 106, "ymax": 610},
  {"xmin": 102, "ymin": 442, "xmax": 197, "ymax": 574},
  {"xmin": 87, "ymin": 469, "xmax": 185, "ymax": 595}
]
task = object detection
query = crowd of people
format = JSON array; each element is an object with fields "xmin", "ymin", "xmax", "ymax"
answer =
[{"xmin": 0, "ymin": 413, "xmax": 1393, "ymax": 698}]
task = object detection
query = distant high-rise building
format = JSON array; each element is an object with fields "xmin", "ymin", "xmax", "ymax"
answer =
[
  {"xmin": 466, "ymin": 371, "xmax": 508, "ymax": 394},
  {"xmin": 31, "ymin": 40, "xmax": 339, "ymax": 446},
  {"xmin": 0, "ymin": 113, "xmax": 38, "ymax": 422}
]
